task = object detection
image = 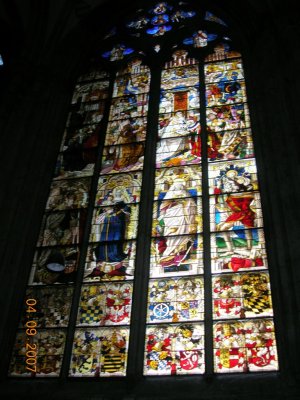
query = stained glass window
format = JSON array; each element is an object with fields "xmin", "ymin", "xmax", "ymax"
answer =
[{"xmin": 9, "ymin": 1, "xmax": 279, "ymax": 379}]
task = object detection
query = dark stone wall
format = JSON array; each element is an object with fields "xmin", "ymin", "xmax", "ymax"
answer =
[{"xmin": 0, "ymin": 1, "xmax": 299, "ymax": 398}]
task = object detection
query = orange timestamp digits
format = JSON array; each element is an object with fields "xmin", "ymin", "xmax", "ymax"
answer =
[{"xmin": 25, "ymin": 298, "xmax": 38, "ymax": 373}]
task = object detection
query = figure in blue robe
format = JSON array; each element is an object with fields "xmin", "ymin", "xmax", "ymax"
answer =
[{"xmin": 94, "ymin": 201, "xmax": 131, "ymax": 262}]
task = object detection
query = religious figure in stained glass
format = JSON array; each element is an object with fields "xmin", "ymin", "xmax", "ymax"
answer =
[
  {"xmin": 156, "ymin": 111, "xmax": 192, "ymax": 163},
  {"xmin": 102, "ymin": 44, "xmax": 134, "ymax": 61},
  {"xmin": 105, "ymin": 118, "xmax": 147, "ymax": 146},
  {"xmin": 113, "ymin": 71, "xmax": 150, "ymax": 97},
  {"xmin": 211, "ymin": 192, "xmax": 262, "ymax": 232},
  {"xmin": 93, "ymin": 202, "xmax": 131, "ymax": 248},
  {"xmin": 46, "ymin": 178, "xmax": 90, "ymax": 211},
  {"xmin": 101, "ymin": 142, "xmax": 144, "ymax": 174},
  {"xmin": 153, "ymin": 177, "xmax": 201, "ymax": 271},
  {"xmin": 84, "ymin": 241, "xmax": 136, "ymax": 281},
  {"xmin": 208, "ymin": 129, "xmax": 254, "ymax": 161},
  {"xmin": 209, "ymin": 160, "xmax": 258, "ymax": 194}
]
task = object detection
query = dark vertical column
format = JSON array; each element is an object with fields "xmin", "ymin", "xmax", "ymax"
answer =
[
  {"xmin": 243, "ymin": 23, "xmax": 300, "ymax": 378},
  {"xmin": 0, "ymin": 63, "xmax": 74, "ymax": 377},
  {"xmin": 126, "ymin": 66, "xmax": 161, "ymax": 379}
]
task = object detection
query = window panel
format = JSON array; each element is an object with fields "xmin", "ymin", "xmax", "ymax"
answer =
[
  {"xmin": 84, "ymin": 240, "xmax": 136, "ymax": 282},
  {"xmin": 156, "ymin": 135, "xmax": 201, "ymax": 167},
  {"xmin": 206, "ymin": 80, "xmax": 247, "ymax": 107},
  {"xmin": 96, "ymin": 172, "xmax": 142, "ymax": 205},
  {"xmin": 90, "ymin": 203, "xmax": 139, "ymax": 242},
  {"xmin": 29, "ymin": 245, "xmax": 80, "ymax": 285},
  {"xmin": 154, "ymin": 165, "xmax": 202, "ymax": 199},
  {"xmin": 45, "ymin": 177, "xmax": 91, "ymax": 210},
  {"xmin": 37, "ymin": 209, "xmax": 86, "ymax": 247},
  {"xmin": 9, "ymin": 329, "xmax": 67, "ymax": 377},
  {"xmin": 54, "ymin": 123, "xmax": 100, "ymax": 180},
  {"xmin": 76, "ymin": 283, "xmax": 133, "ymax": 326},
  {"xmin": 212, "ymin": 272, "xmax": 273, "ymax": 319},
  {"xmin": 70, "ymin": 327, "xmax": 129, "ymax": 377},
  {"xmin": 158, "ymin": 111, "xmax": 201, "ymax": 138},
  {"xmin": 204, "ymin": 60, "xmax": 244, "ymax": 83},
  {"xmin": 150, "ymin": 234, "xmax": 204, "ymax": 278},
  {"xmin": 209, "ymin": 192, "xmax": 263, "ymax": 232},
  {"xmin": 206, "ymin": 103, "xmax": 250, "ymax": 132},
  {"xmin": 72, "ymin": 80, "xmax": 110, "ymax": 104},
  {"xmin": 208, "ymin": 128, "xmax": 255, "ymax": 161},
  {"xmin": 147, "ymin": 277, "xmax": 204, "ymax": 323},
  {"xmin": 208, "ymin": 159, "xmax": 258, "ymax": 194},
  {"xmin": 144, "ymin": 54, "xmax": 205, "ymax": 376},
  {"xmin": 100, "ymin": 142, "xmax": 145, "ymax": 174},
  {"xmin": 105, "ymin": 117, "xmax": 147, "ymax": 146},
  {"xmin": 159, "ymin": 87, "xmax": 199, "ymax": 114},
  {"xmin": 67, "ymin": 100, "xmax": 106, "ymax": 126},
  {"xmin": 144, "ymin": 323, "xmax": 205, "ymax": 375},
  {"xmin": 109, "ymin": 94, "xmax": 149, "ymax": 120},
  {"xmin": 161, "ymin": 65, "xmax": 199, "ymax": 89},
  {"xmin": 19, "ymin": 287, "xmax": 74, "ymax": 328},
  {"xmin": 210, "ymin": 228, "xmax": 268, "ymax": 274},
  {"xmin": 213, "ymin": 319, "xmax": 278, "ymax": 373},
  {"xmin": 9, "ymin": 70, "xmax": 111, "ymax": 378},
  {"xmin": 152, "ymin": 197, "xmax": 202, "ymax": 237},
  {"xmin": 113, "ymin": 72, "xmax": 150, "ymax": 97}
]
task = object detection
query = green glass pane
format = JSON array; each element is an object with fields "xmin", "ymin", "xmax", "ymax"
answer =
[{"xmin": 210, "ymin": 228, "xmax": 268, "ymax": 274}]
